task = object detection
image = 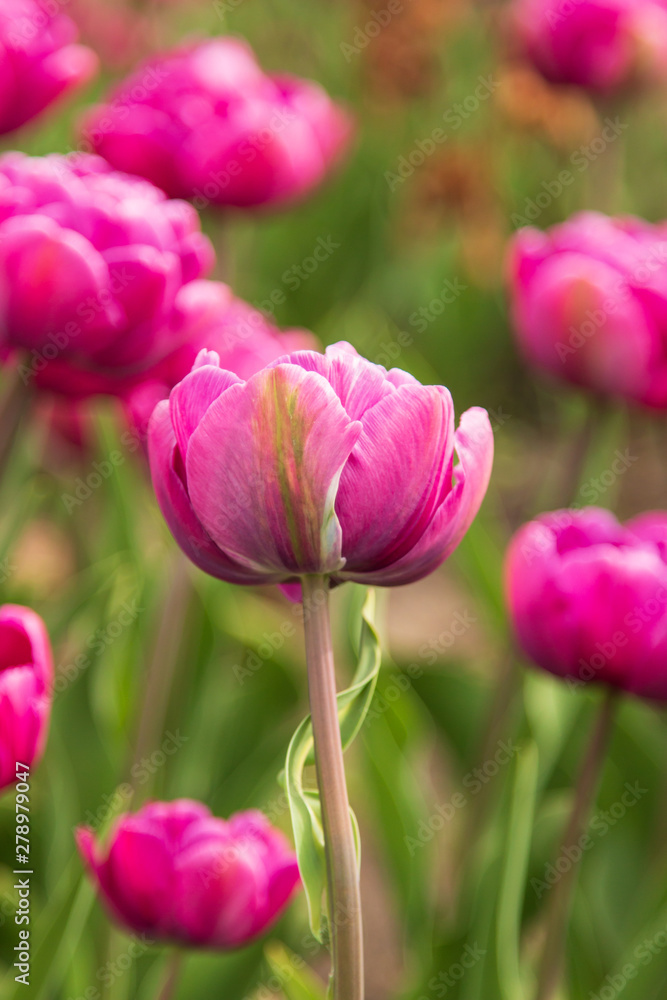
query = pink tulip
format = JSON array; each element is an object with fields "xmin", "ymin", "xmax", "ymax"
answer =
[
  {"xmin": 148, "ymin": 342, "xmax": 493, "ymax": 587},
  {"xmin": 82, "ymin": 37, "xmax": 353, "ymax": 210},
  {"xmin": 0, "ymin": 152, "xmax": 214, "ymax": 397},
  {"xmin": 0, "ymin": 0, "xmax": 97, "ymax": 136},
  {"xmin": 0, "ymin": 605, "xmax": 53, "ymax": 792},
  {"xmin": 510, "ymin": 0, "xmax": 667, "ymax": 92},
  {"xmin": 76, "ymin": 800, "xmax": 300, "ymax": 948},
  {"xmin": 505, "ymin": 507, "xmax": 667, "ymax": 699},
  {"xmin": 508, "ymin": 212, "xmax": 667, "ymax": 408},
  {"xmin": 122, "ymin": 281, "xmax": 317, "ymax": 439}
]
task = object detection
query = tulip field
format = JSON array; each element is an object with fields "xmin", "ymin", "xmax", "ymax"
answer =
[{"xmin": 3, "ymin": 0, "xmax": 667, "ymax": 999}]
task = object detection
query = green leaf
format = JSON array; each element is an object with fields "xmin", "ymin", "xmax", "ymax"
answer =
[
  {"xmin": 264, "ymin": 942, "xmax": 326, "ymax": 1000},
  {"xmin": 496, "ymin": 741, "xmax": 539, "ymax": 1000},
  {"xmin": 284, "ymin": 587, "xmax": 381, "ymax": 943}
]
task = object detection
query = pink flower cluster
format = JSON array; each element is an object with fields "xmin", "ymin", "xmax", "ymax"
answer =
[
  {"xmin": 83, "ymin": 37, "xmax": 352, "ymax": 210},
  {"xmin": 0, "ymin": 152, "xmax": 213, "ymax": 397}
]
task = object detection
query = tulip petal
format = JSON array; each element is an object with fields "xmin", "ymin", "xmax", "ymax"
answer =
[
  {"xmin": 148, "ymin": 401, "xmax": 273, "ymax": 585},
  {"xmin": 0, "ymin": 216, "xmax": 120, "ymax": 351},
  {"xmin": 187, "ymin": 364, "xmax": 362, "ymax": 575},
  {"xmin": 339, "ymin": 407, "xmax": 493, "ymax": 585},
  {"xmin": 336, "ymin": 384, "xmax": 455, "ymax": 571},
  {"xmin": 169, "ymin": 363, "xmax": 241, "ymax": 463}
]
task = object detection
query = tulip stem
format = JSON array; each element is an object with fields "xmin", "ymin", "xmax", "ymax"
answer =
[
  {"xmin": 534, "ymin": 690, "xmax": 617, "ymax": 1000},
  {"xmin": 156, "ymin": 950, "xmax": 183, "ymax": 1000},
  {"xmin": 555, "ymin": 400, "xmax": 603, "ymax": 510},
  {"xmin": 0, "ymin": 365, "xmax": 30, "ymax": 486},
  {"xmin": 301, "ymin": 575, "xmax": 364, "ymax": 1000},
  {"xmin": 128, "ymin": 552, "xmax": 191, "ymax": 799}
]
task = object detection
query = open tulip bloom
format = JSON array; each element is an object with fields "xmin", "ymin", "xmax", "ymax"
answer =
[
  {"xmin": 148, "ymin": 341, "xmax": 493, "ymax": 998},
  {"xmin": 83, "ymin": 37, "xmax": 352, "ymax": 211},
  {"xmin": 148, "ymin": 342, "xmax": 493, "ymax": 588}
]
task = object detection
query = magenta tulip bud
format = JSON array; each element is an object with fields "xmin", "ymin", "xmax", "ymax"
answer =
[
  {"xmin": 511, "ymin": 0, "xmax": 667, "ymax": 92},
  {"xmin": 0, "ymin": 0, "xmax": 98, "ymax": 136},
  {"xmin": 82, "ymin": 37, "xmax": 353, "ymax": 210},
  {"xmin": 0, "ymin": 152, "xmax": 214, "ymax": 398},
  {"xmin": 508, "ymin": 212, "xmax": 667, "ymax": 408},
  {"xmin": 148, "ymin": 342, "xmax": 493, "ymax": 588},
  {"xmin": 0, "ymin": 605, "xmax": 53, "ymax": 792},
  {"xmin": 505, "ymin": 507, "xmax": 667, "ymax": 699},
  {"xmin": 122, "ymin": 280, "xmax": 317, "ymax": 439},
  {"xmin": 76, "ymin": 801, "xmax": 300, "ymax": 948}
]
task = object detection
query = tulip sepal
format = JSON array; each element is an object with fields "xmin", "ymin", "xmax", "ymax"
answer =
[{"xmin": 285, "ymin": 583, "xmax": 381, "ymax": 1000}]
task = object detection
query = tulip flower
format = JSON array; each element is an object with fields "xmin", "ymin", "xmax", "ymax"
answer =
[
  {"xmin": 505, "ymin": 506, "xmax": 667, "ymax": 699},
  {"xmin": 148, "ymin": 341, "xmax": 492, "ymax": 999},
  {"xmin": 510, "ymin": 0, "xmax": 667, "ymax": 93},
  {"xmin": 76, "ymin": 800, "xmax": 300, "ymax": 948},
  {"xmin": 0, "ymin": 605, "xmax": 53, "ymax": 792},
  {"xmin": 0, "ymin": 0, "xmax": 98, "ymax": 136},
  {"xmin": 0, "ymin": 152, "xmax": 214, "ymax": 398},
  {"xmin": 82, "ymin": 37, "xmax": 353, "ymax": 210},
  {"xmin": 508, "ymin": 212, "xmax": 667, "ymax": 408},
  {"xmin": 148, "ymin": 341, "xmax": 494, "ymax": 588},
  {"xmin": 123, "ymin": 281, "xmax": 317, "ymax": 439}
]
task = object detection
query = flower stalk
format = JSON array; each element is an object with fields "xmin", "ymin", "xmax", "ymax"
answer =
[
  {"xmin": 534, "ymin": 690, "xmax": 617, "ymax": 1000},
  {"xmin": 0, "ymin": 366, "xmax": 30, "ymax": 486},
  {"xmin": 301, "ymin": 575, "xmax": 364, "ymax": 1000}
]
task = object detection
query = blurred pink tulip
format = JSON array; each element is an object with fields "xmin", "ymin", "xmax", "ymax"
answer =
[
  {"xmin": 0, "ymin": 153, "xmax": 214, "ymax": 398},
  {"xmin": 123, "ymin": 281, "xmax": 317, "ymax": 439},
  {"xmin": 0, "ymin": 605, "xmax": 53, "ymax": 792},
  {"xmin": 510, "ymin": 0, "xmax": 667, "ymax": 92},
  {"xmin": 77, "ymin": 800, "xmax": 300, "ymax": 948},
  {"xmin": 148, "ymin": 342, "xmax": 493, "ymax": 587},
  {"xmin": 508, "ymin": 212, "xmax": 667, "ymax": 408},
  {"xmin": 82, "ymin": 37, "xmax": 353, "ymax": 210},
  {"xmin": 0, "ymin": 0, "xmax": 97, "ymax": 135},
  {"xmin": 505, "ymin": 507, "xmax": 667, "ymax": 699}
]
